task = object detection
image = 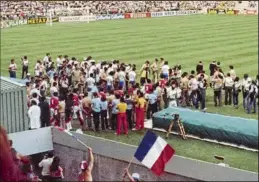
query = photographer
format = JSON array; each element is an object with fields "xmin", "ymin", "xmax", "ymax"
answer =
[{"xmin": 233, "ymin": 77, "xmax": 241, "ymax": 108}]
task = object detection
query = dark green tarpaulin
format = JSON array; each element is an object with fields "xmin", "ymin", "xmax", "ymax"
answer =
[{"xmin": 152, "ymin": 107, "xmax": 258, "ymax": 149}]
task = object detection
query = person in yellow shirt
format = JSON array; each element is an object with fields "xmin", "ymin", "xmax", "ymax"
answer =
[
  {"xmin": 134, "ymin": 92, "xmax": 146, "ymax": 130},
  {"xmin": 140, "ymin": 67, "xmax": 149, "ymax": 86},
  {"xmin": 116, "ymin": 97, "xmax": 128, "ymax": 135}
]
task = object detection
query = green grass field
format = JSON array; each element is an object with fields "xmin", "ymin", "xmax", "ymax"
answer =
[
  {"xmin": 1, "ymin": 15, "xmax": 258, "ymax": 172},
  {"xmin": 1, "ymin": 15, "xmax": 258, "ymax": 119}
]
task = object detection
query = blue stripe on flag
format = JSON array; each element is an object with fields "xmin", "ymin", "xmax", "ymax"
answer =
[{"xmin": 134, "ymin": 130, "xmax": 158, "ymax": 162}]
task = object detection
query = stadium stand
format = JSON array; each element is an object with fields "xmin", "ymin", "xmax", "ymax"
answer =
[{"xmin": 1, "ymin": 1, "xmax": 239, "ymax": 20}]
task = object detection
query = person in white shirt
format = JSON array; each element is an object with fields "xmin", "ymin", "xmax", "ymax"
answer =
[
  {"xmin": 43, "ymin": 53, "xmax": 50, "ymax": 67},
  {"xmin": 39, "ymin": 152, "xmax": 54, "ymax": 180},
  {"xmin": 50, "ymin": 82, "xmax": 59, "ymax": 97},
  {"xmin": 86, "ymin": 73, "xmax": 95, "ymax": 91},
  {"xmin": 189, "ymin": 75, "xmax": 199, "ymax": 109},
  {"xmin": 247, "ymin": 80, "xmax": 258, "ymax": 114},
  {"xmin": 8, "ymin": 59, "xmax": 17, "ymax": 78},
  {"xmin": 56, "ymin": 55, "xmax": 62, "ymax": 73},
  {"xmin": 21, "ymin": 56, "xmax": 29, "ymax": 79},
  {"xmin": 118, "ymin": 67, "xmax": 126, "ymax": 89},
  {"xmin": 228, "ymin": 65, "xmax": 236, "ymax": 81},
  {"xmin": 106, "ymin": 72, "xmax": 114, "ymax": 91},
  {"xmin": 233, "ymin": 77, "xmax": 241, "ymax": 108},
  {"xmin": 224, "ymin": 73, "xmax": 234, "ymax": 105},
  {"xmin": 168, "ymin": 85, "xmax": 177, "ymax": 107},
  {"xmin": 34, "ymin": 60, "xmax": 41, "ymax": 77},
  {"xmin": 161, "ymin": 61, "xmax": 170, "ymax": 80},
  {"xmin": 242, "ymin": 74, "xmax": 251, "ymax": 109},
  {"xmin": 30, "ymin": 85, "xmax": 42, "ymax": 99},
  {"xmin": 28, "ymin": 100, "xmax": 41, "ymax": 129},
  {"xmin": 128, "ymin": 67, "xmax": 136, "ymax": 85}
]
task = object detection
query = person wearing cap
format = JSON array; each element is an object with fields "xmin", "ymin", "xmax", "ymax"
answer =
[
  {"xmin": 78, "ymin": 148, "xmax": 94, "ymax": 182},
  {"xmin": 123, "ymin": 168, "xmax": 140, "ymax": 182}
]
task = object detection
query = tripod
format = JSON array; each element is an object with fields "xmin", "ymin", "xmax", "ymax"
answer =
[{"xmin": 165, "ymin": 116, "xmax": 187, "ymax": 140}]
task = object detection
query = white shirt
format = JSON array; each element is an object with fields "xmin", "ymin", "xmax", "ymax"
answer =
[
  {"xmin": 9, "ymin": 63, "xmax": 17, "ymax": 71},
  {"xmin": 86, "ymin": 77, "xmax": 95, "ymax": 88},
  {"xmin": 30, "ymin": 88, "xmax": 42, "ymax": 98},
  {"xmin": 39, "ymin": 158, "xmax": 53, "ymax": 176},
  {"xmin": 23, "ymin": 60, "xmax": 29, "ymax": 66},
  {"xmin": 107, "ymin": 67, "xmax": 114, "ymax": 74},
  {"xmin": 28, "ymin": 105, "xmax": 41, "ymax": 129},
  {"xmin": 43, "ymin": 56, "xmax": 49, "ymax": 65},
  {"xmin": 118, "ymin": 71, "xmax": 126, "ymax": 81},
  {"xmin": 107, "ymin": 75, "xmax": 113, "ymax": 86},
  {"xmin": 89, "ymin": 65, "xmax": 96, "ymax": 75},
  {"xmin": 161, "ymin": 65, "xmax": 169, "ymax": 74},
  {"xmin": 50, "ymin": 86, "xmax": 58, "ymax": 96},
  {"xmin": 190, "ymin": 78, "xmax": 199, "ymax": 91},
  {"xmin": 56, "ymin": 57, "xmax": 62, "ymax": 67},
  {"xmin": 224, "ymin": 77, "xmax": 234, "ymax": 87},
  {"xmin": 129, "ymin": 71, "xmax": 136, "ymax": 82},
  {"xmin": 169, "ymin": 89, "xmax": 177, "ymax": 100}
]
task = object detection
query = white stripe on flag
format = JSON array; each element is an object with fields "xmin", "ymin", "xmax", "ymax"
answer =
[{"xmin": 141, "ymin": 136, "xmax": 167, "ymax": 169}]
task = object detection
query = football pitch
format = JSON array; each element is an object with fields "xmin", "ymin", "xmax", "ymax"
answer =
[
  {"xmin": 1, "ymin": 15, "xmax": 258, "ymax": 172},
  {"xmin": 1, "ymin": 15, "xmax": 258, "ymax": 119}
]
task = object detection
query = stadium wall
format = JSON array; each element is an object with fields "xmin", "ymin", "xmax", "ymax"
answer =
[{"xmin": 52, "ymin": 128, "xmax": 258, "ymax": 181}]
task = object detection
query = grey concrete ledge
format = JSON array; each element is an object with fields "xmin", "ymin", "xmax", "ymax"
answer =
[{"xmin": 52, "ymin": 128, "xmax": 258, "ymax": 181}]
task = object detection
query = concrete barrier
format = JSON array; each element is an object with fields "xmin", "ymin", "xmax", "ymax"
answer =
[{"xmin": 52, "ymin": 128, "xmax": 258, "ymax": 181}]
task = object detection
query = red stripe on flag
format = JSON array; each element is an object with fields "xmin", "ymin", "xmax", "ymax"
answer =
[{"xmin": 151, "ymin": 144, "xmax": 175, "ymax": 176}]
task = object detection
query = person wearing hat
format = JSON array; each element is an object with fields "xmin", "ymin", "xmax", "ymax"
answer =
[
  {"xmin": 123, "ymin": 168, "xmax": 140, "ymax": 182},
  {"xmin": 78, "ymin": 148, "xmax": 94, "ymax": 182}
]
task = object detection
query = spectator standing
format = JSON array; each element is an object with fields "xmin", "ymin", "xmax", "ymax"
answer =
[
  {"xmin": 125, "ymin": 94, "xmax": 133, "ymax": 130},
  {"xmin": 28, "ymin": 100, "xmax": 41, "ymax": 130},
  {"xmin": 213, "ymin": 74, "xmax": 223, "ymax": 107},
  {"xmin": 38, "ymin": 96, "xmax": 50, "ymax": 128},
  {"xmin": 39, "ymin": 152, "xmax": 54, "ymax": 181},
  {"xmin": 8, "ymin": 59, "xmax": 17, "ymax": 78},
  {"xmin": 233, "ymin": 77, "xmax": 241, "ymax": 108},
  {"xmin": 116, "ymin": 97, "xmax": 128, "ymax": 135},
  {"xmin": 100, "ymin": 96, "xmax": 108, "ymax": 130},
  {"xmin": 196, "ymin": 61, "xmax": 203, "ymax": 74},
  {"xmin": 224, "ymin": 73, "xmax": 234, "ymax": 105},
  {"xmin": 246, "ymin": 80, "xmax": 258, "ymax": 114},
  {"xmin": 91, "ymin": 92, "xmax": 101, "ymax": 132},
  {"xmin": 21, "ymin": 56, "xmax": 29, "ymax": 79},
  {"xmin": 49, "ymin": 156, "xmax": 64, "ymax": 181},
  {"xmin": 78, "ymin": 148, "xmax": 94, "ymax": 182},
  {"xmin": 228, "ymin": 65, "xmax": 236, "ymax": 80}
]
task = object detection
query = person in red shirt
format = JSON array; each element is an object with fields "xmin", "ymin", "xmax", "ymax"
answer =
[
  {"xmin": 144, "ymin": 79, "xmax": 153, "ymax": 94},
  {"xmin": 115, "ymin": 85, "xmax": 124, "ymax": 98},
  {"xmin": 72, "ymin": 89, "xmax": 84, "ymax": 129},
  {"xmin": 50, "ymin": 92, "xmax": 59, "ymax": 126},
  {"xmin": 159, "ymin": 74, "xmax": 167, "ymax": 89}
]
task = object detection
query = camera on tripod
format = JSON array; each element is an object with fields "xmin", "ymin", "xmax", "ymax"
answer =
[{"xmin": 171, "ymin": 113, "xmax": 180, "ymax": 120}]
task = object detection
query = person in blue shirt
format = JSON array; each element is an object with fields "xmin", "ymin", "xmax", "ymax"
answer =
[
  {"xmin": 100, "ymin": 96, "xmax": 108, "ymax": 130},
  {"xmin": 91, "ymin": 92, "xmax": 101, "ymax": 132},
  {"xmin": 47, "ymin": 67, "xmax": 56, "ymax": 80},
  {"xmin": 111, "ymin": 94, "xmax": 120, "ymax": 130},
  {"xmin": 146, "ymin": 88, "xmax": 158, "ymax": 119},
  {"xmin": 125, "ymin": 94, "xmax": 133, "ymax": 130}
]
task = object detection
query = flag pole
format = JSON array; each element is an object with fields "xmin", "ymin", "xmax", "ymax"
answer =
[{"xmin": 122, "ymin": 156, "xmax": 134, "ymax": 181}]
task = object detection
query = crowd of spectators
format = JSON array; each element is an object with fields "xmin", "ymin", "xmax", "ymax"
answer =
[{"xmin": 1, "ymin": 1, "xmax": 240, "ymax": 20}]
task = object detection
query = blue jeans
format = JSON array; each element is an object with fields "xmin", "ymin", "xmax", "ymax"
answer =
[
  {"xmin": 246, "ymin": 97, "xmax": 256, "ymax": 114},
  {"xmin": 233, "ymin": 91, "xmax": 239, "ymax": 106},
  {"xmin": 9, "ymin": 71, "xmax": 16, "ymax": 78}
]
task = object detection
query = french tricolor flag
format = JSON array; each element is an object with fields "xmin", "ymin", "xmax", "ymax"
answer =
[{"xmin": 134, "ymin": 130, "xmax": 175, "ymax": 176}]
